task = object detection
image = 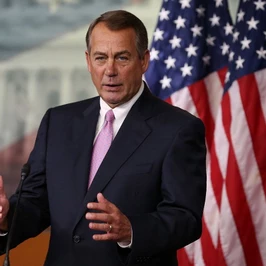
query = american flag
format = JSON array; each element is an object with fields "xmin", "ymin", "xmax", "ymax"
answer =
[{"xmin": 145, "ymin": 0, "xmax": 266, "ymax": 265}]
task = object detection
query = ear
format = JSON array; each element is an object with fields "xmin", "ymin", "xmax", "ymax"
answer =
[
  {"xmin": 85, "ymin": 50, "xmax": 91, "ymax": 72},
  {"xmin": 141, "ymin": 49, "xmax": 150, "ymax": 73}
]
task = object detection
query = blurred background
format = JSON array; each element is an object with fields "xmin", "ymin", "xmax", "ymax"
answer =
[{"xmin": 0, "ymin": 0, "xmax": 162, "ymax": 198}]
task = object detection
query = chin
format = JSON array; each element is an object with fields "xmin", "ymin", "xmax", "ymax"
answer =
[
  {"xmin": 103, "ymin": 94, "xmax": 121, "ymax": 103},
  {"xmin": 102, "ymin": 97, "xmax": 120, "ymax": 107}
]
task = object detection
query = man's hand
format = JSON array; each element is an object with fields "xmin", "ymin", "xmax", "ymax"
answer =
[
  {"xmin": 0, "ymin": 175, "xmax": 9, "ymax": 231},
  {"xmin": 85, "ymin": 193, "xmax": 131, "ymax": 243}
]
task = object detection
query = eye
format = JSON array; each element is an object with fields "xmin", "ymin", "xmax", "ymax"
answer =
[
  {"xmin": 95, "ymin": 56, "xmax": 106, "ymax": 62},
  {"xmin": 117, "ymin": 56, "xmax": 128, "ymax": 61}
]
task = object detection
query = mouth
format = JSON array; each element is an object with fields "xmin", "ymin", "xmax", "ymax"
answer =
[{"xmin": 102, "ymin": 83, "xmax": 122, "ymax": 90}]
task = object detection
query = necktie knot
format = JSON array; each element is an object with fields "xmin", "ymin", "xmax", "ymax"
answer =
[{"xmin": 105, "ymin": 109, "xmax": 115, "ymax": 123}]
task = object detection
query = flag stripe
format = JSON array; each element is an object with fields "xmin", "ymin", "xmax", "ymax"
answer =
[
  {"xmin": 216, "ymin": 235, "xmax": 230, "ymax": 266},
  {"xmin": 170, "ymin": 87, "xmax": 198, "ymax": 116},
  {"xmin": 213, "ymin": 109, "xmax": 229, "ymax": 181},
  {"xmin": 225, "ymin": 149, "xmax": 263, "ymax": 266},
  {"xmin": 200, "ymin": 218, "xmax": 220, "ymax": 265},
  {"xmin": 188, "ymin": 80, "xmax": 215, "ymax": 148},
  {"xmin": 255, "ymin": 70, "xmax": 266, "ymax": 121},
  {"xmin": 222, "ymin": 92, "xmax": 263, "ymax": 266},
  {"xmin": 177, "ymin": 248, "xmax": 194, "ymax": 266},
  {"xmin": 209, "ymin": 142, "xmax": 224, "ymax": 207},
  {"xmin": 219, "ymin": 187, "xmax": 247, "ymax": 266},
  {"xmin": 165, "ymin": 97, "xmax": 173, "ymax": 105},
  {"xmin": 193, "ymin": 240, "xmax": 206, "ymax": 266},
  {"xmin": 217, "ymin": 67, "xmax": 228, "ymax": 89},
  {"xmin": 230, "ymin": 80, "xmax": 266, "ymax": 265},
  {"xmin": 204, "ymin": 69, "xmax": 226, "ymax": 120},
  {"xmin": 204, "ymin": 162, "xmax": 220, "ymax": 244},
  {"xmin": 184, "ymin": 241, "xmax": 197, "ymax": 264},
  {"xmin": 238, "ymin": 74, "xmax": 266, "ymax": 197}
]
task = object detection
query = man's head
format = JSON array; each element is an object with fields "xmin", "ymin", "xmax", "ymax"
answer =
[
  {"xmin": 86, "ymin": 10, "xmax": 148, "ymax": 59},
  {"xmin": 85, "ymin": 10, "xmax": 150, "ymax": 108}
]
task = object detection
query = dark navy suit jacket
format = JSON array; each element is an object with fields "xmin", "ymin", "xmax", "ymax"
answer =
[{"xmin": 2, "ymin": 85, "xmax": 206, "ymax": 266}]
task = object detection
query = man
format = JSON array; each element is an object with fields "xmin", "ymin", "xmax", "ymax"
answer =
[{"xmin": 0, "ymin": 10, "xmax": 206, "ymax": 266}]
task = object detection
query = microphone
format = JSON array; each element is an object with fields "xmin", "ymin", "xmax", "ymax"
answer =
[{"xmin": 3, "ymin": 163, "xmax": 31, "ymax": 266}]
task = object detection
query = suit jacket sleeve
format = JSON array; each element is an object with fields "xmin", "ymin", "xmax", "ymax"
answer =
[
  {"xmin": 127, "ymin": 116, "xmax": 206, "ymax": 262},
  {"xmin": 0, "ymin": 110, "xmax": 51, "ymax": 252}
]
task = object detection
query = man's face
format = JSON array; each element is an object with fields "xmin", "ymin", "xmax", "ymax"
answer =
[{"xmin": 85, "ymin": 22, "xmax": 150, "ymax": 108}]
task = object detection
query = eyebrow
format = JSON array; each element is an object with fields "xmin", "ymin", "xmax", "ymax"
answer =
[
  {"xmin": 115, "ymin": 50, "xmax": 131, "ymax": 57},
  {"xmin": 92, "ymin": 50, "xmax": 131, "ymax": 57}
]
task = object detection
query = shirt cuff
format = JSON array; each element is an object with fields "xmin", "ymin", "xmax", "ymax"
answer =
[
  {"xmin": 117, "ymin": 227, "xmax": 133, "ymax": 248},
  {"xmin": 0, "ymin": 231, "xmax": 8, "ymax": 236}
]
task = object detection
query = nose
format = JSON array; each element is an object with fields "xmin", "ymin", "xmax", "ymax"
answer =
[{"xmin": 105, "ymin": 59, "xmax": 117, "ymax": 77}]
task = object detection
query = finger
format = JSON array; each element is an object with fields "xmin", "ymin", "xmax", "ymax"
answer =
[
  {"xmin": 87, "ymin": 193, "xmax": 116, "ymax": 212},
  {"xmin": 87, "ymin": 202, "xmax": 111, "ymax": 213},
  {"xmin": 87, "ymin": 200, "xmax": 115, "ymax": 214},
  {"xmin": 96, "ymin": 193, "xmax": 116, "ymax": 210},
  {"xmin": 89, "ymin": 222, "xmax": 114, "ymax": 233},
  {"xmin": 92, "ymin": 233, "xmax": 117, "ymax": 241},
  {"xmin": 85, "ymin": 212, "xmax": 110, "ymax": 223}
]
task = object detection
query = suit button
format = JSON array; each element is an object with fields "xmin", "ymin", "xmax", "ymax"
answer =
[
  {"xmin": 135, "ymin": 257, "xmax": 143, "ymax": 263},
  {"xmin": 73, "ymin": 235, "xmax": 81, "ymax": 243}
]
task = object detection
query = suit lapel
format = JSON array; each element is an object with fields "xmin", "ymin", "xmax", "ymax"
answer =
[
  {"xmin": 68, "ymin": 99, "xmax": 100, "ymax": 209},
  {"xmin": 87, "ymin": 107, "xmax": 152, "ymax": 200},
  {"xmin": 73, "ymin": 86, "xmax": 155, "ymax": 227}
]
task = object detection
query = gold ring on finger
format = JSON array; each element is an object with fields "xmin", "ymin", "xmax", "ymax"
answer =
[{"xmin": 108, "ymin": 224, "xmax": 112, "ymax": 233}]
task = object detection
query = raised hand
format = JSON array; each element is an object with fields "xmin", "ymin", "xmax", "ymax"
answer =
[
  {"xmin": 0, "ymin": 175, "xmax": 9, "ymax": 231},
  {"xmin": 86, "ymin": 193, "xmax": 131, "ymax": 243}
]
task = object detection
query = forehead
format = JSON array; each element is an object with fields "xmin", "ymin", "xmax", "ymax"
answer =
[{"xmin": 90, "ymin": 22, "xmax": 137, "ymax": 51}]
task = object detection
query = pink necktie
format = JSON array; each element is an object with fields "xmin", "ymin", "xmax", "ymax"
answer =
[{"xmin": 88, "ymin": 109, "xmax": 115, "ymax": 187}]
